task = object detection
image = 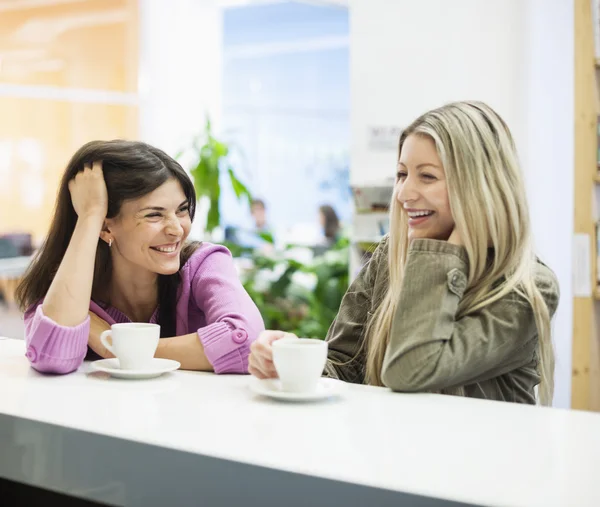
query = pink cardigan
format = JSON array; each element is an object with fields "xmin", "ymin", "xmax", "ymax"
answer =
[{"xmin": 24, "ymin": 243, "xmax": 265, "ymax": 375}]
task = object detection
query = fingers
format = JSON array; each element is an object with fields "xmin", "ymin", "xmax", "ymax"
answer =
[
  {"xmin": 248, "ymin": 357, "xmax": 273, "ymax": 379},
  {"xmin": 74, "ymin": 163, "xmax": 92, "ymax": 185},
  {"xmin": 248, "ymin": 330, "xmax": 298, "ymax": 378},
  {"xmin": 80, "ymin": 161, "xmax": 101, "ymax": 174},
  {"xmin": 73, "ymin": 160, "xmax": 106, "ymax": 189},
  {"xmin": 91, "ymin": 160, "xmax": 103, "ymax": 174},
  {"xmin": 249, "ymin": 341, "xmax": 277, "ymax": 378},
  {"xmin": 249, "ymin": 358, "xmax": 276, "ymax": 378},
  {"xmin": 263, "ymin": 330, "xmax": 288, "ymax": 345}
]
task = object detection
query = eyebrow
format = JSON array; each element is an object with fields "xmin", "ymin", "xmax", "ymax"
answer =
[
  {"xmin": 138, "ymin": 200, "xmax": 188, "ymax": 213},
  {"xmin": 398, "ymin": 162, "xmax": 441, "ymax": 170}
]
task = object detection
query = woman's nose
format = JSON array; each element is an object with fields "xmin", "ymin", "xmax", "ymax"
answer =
[
  {"xmin": 165, "ymin": 216, "xmax": 184, "ymax": 236},
  {"xmin": 397, "ymin": 177, "xmax": 419, "ymax": 204}
]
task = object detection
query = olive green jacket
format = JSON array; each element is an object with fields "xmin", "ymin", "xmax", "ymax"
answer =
[{"xmin": 324, "ymin": 237, "xmax": 560, "ymax": 404}]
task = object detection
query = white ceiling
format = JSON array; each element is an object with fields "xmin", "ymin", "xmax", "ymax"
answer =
[
  {"xmin": 218, "ymin": 0, "xmax": 347, "ymax": 7},
  {"xmin": 0, "ymin": 0, "xmax": 348, "ymax": 10}
]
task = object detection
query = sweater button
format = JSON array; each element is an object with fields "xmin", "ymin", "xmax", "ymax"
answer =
[
  {"xmin": 232, "ymin": 329, "xmax": 248, "ymax": 344},
  {"xmin": 447, "ymin": 269, "xmax": 466, "ymax": 295},
  {"xmin": 26, "ymin": 346, "xmax": 37, "ymax": 362}
]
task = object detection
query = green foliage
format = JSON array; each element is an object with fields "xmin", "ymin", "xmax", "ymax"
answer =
[
  {"xmin": 234, "ymin": 237, "xmax": 350, "ymax": 339},
  {"xmin": 182, "ymin": 118, "xmax": 349, "ymax": 338},
  {"xmin": 186, "ymin": 118, "xmax": 252, "ymax": 233}
]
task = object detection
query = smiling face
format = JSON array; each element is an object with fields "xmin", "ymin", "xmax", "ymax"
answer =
[
  {"xmin": 396, "ymin": 134, "xmax": 455, "ymax": 241},
  {"xmin": 102, "ymin": 178, "xmax": 192, "ymax": 276}
]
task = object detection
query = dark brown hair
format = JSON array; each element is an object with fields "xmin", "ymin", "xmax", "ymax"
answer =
[
  {"xmin": 16, "ymin": 140, "xmax": 199, "ymax": 337},
  {"xmin": 319, "ymin": 204, "xmax": 340, "ymax": 242}
]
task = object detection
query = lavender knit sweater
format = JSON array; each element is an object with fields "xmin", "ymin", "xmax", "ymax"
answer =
[{"xmin": 23, "ymin": 243, "xmax": 265, "ymax": 375}]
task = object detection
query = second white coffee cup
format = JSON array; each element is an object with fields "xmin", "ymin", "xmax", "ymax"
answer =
[
  {"xmin": 100, "ymin": 323, "xmax": 160, "ymax": 370},
  {"xmin": 272, "ymin": 337, "xmax": 328, "ymax": 393}
]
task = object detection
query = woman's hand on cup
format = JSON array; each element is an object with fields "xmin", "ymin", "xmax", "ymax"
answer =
[
  {"xmin": 68, "ymin": 161, "xmax": 108, "ymax": 221},
  {"xmin": 249, "ymin": 330, "xmax": 296, "ymax": 379}
]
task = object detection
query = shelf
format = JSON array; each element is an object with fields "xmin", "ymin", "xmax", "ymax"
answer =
[
  {"xmin": 352, "ymin": 237, "xmax": 383, "ymax": 244},
  {"xmin": 354, "ymin": 210, "xmax": 389, "ymax": 218}
]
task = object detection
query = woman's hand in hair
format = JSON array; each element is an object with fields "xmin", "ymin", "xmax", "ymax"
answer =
[
  {"xmin": 87, "ymin": 312, "xmax": 115, "ymax": 359},
  {"xmin": 448, "ymin": 227, "xmax": 463, "ymax": 246},
  {"xmin": 248, "ymin": 330, "xmax": 296, "ymax": 379},
  {"xmin": 68, "ymin": 161, "xmax": 108, "ymax": 221}
]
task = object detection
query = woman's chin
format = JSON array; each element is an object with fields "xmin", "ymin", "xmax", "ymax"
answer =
[
  {"xmin": 151, "ymin": 258, "xmax": 181, "ymax": 276},
  {"xmin": 408, "ymin": 228, "xmax": 453, "ymax": 242},
  {"xmin": 157, "ymin": 265, "xmax": 180, "ymax": 276},
  {"xmin": 408, "ymin": 230, "xmax": 430, "ymax": 241}
]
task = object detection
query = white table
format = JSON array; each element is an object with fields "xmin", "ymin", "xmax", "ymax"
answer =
[{"xmin": 0, "ymin": 338, "xmax": 599, "ymax": 507}]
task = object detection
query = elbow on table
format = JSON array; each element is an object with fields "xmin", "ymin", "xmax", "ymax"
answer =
[
  {"xmin": 27, "ymin": 352, "xmax": 85, "ymax": 375},
  {"xmin": 381, "ymin": 358, "xmax": 443, "ymax": 393},
  {"xmin": 23, "ymin": 304, "xmax": 90, "ymax": 375},
  {"xmin": 202, "ymin": 316, "xmax": 265, "ymax": 375}
]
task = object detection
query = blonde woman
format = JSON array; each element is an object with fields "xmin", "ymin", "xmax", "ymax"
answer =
[{"xmin": 249, "ymin": 101, "xmax": 559, "ymax": 405}]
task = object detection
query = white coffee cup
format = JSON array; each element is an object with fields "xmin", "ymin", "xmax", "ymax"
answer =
[
  {"xmin": 99, "ymin": 323, "xmax": 160, "ymax": 370},
  {"xmin": 272, "ymin": 337, "xmax": 328, "ymax": 393}
]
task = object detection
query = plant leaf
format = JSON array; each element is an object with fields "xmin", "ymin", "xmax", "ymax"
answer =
[
  {"xmin": 257, "ymin": 231, "xmax": 275, "ymax": 244},
  {"xmin": 227, "ymin": 167, "xmax": 252, "ymax": 202},
  {"xmin": 206, "ymin": 196, "xmax": 220, "ymax": 232}
]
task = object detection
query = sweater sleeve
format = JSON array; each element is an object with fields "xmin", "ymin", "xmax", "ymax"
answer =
[
  {"xmin": 190, "ymin": 246, "xmax": 265, "ymax": 374},
  {"xmin": 23, "ymin": 303, "xmax": 90, "ymax": 374}
]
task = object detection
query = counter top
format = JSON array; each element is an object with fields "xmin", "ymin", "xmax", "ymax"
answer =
[{"xmin": 1, "ymin": 338, "xmax": 599, "ymax": 506}]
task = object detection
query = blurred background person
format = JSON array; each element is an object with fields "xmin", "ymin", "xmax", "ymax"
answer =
[
  {"xmin": 319, "ymin": 204, "xmax": 340, "ymax": 247},
  {"xmin": 251, "ymin": 199, "xmax": 271, "ymax": 236}
]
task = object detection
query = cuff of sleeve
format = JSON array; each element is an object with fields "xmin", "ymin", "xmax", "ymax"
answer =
[
  {"xmin": 197, "ymin": 321, "xmax": 250, "ymax": 374},
  {"xmin": 27, "ymin": 306, "xmax": 90, "ymax": 374},
  {"xmin": 409, "ymin": 238, "xmax": 469, "ymax": 265}
]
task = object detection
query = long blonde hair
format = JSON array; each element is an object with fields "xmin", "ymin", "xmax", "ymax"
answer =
[{"xmin": 365, "ymin": 101, "xmax": 554, "ymax": 405}]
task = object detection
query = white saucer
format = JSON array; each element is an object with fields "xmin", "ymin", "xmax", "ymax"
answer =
[
  {"xmin": 249, "ymin": 377, "xmax": 346, "ymax": 401},
  {"xmin": 90, "ymin": 358, "xmax": 180, "ymax": 379}
]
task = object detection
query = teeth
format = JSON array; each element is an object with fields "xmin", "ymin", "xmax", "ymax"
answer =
[
  {"xmin": 408, "ymin": 210, "xmax": 433, "ymax": 218},
  {"xmin": 153, "ymin": 245, "xmax": 177, "ymax": 253}
]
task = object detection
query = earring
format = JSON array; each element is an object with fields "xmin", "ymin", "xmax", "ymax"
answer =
[{"xmin": 108, "ymin": 239, "xmax": 112, "ymax": 248}]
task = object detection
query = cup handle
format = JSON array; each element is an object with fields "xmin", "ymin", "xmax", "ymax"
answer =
[{"xmin": 99, "ymin": 330, "xmax": 115, "ymax": 356}]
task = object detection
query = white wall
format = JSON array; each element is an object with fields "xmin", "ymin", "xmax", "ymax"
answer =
[
  {"xmin": 139, "ymin": 0, "xmax": 222, "ymax": 153},
  {"xmin": 521, "ymin": 0, "xmax": 574, "ymax": 409},
  {"xmin": 349, "ymin": 0, "xmax": 526, "ymax": 184},
  {"xmin": 138, "ymin": 0, "xmax": 223, "ymax": 238},
  {"xmin": 139, "ymin": 0, "xmax": 223, "ymax": 153},
  {"xmin": 349, "ymin": 0, "xmax": 574, "ymax": 407}
]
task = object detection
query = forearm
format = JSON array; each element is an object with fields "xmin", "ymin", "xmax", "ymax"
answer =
[
  {"xmin": 381, "ymin": 240, "xmax": 538, "ymax": 392},
  {"xmin": 43, "ymin": 215, "xmax": 103, "ymax": 326},
  {"xmin": 156, "ymin": 333, "xmax": 214, "ymax": 371},
  {"xmin": 382, "ymin": 239, "xmax": 468, "ymax": 390}
]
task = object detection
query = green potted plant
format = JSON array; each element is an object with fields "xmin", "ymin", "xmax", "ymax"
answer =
[
  {"xmin": 180, "ymin": 118, "xmax": 252, "ymax": 234},
  {"xmin": 239, "ymin": 237, "xmax": 350, "ymax": 339}
]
